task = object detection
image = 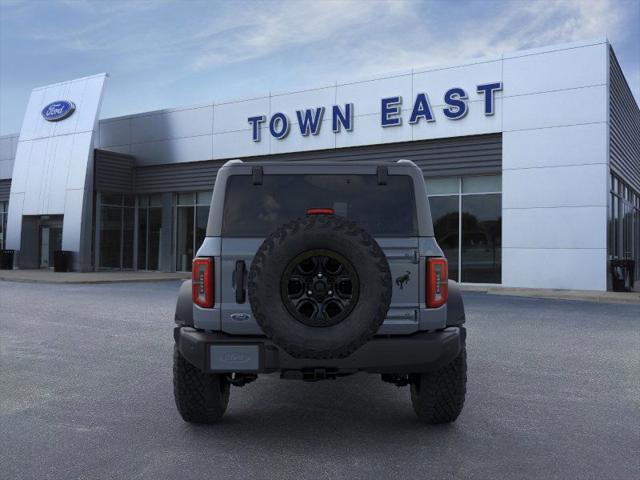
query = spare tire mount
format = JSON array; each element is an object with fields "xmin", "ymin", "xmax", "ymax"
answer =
[{"xmin": 248, "ymin": 214, "xmax": 392, "ymax": 359}]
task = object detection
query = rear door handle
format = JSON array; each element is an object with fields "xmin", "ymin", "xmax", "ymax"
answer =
[{"xmin": 233, "ymin": 260, "xmax": 246, "ymax": 304}]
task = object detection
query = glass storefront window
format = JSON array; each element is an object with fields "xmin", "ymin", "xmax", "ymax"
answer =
[
  {"xmin": 427, "ymin": 175, "xmax": 502, "ymax": 284},
  {"xmin": 99, "ymin": 203, "xmax": 123, "ymax": 269},
  {"xmin": 138, "ymin": 202, "xmax": 147, "ymax": 269},
  {"xmin": 137, "ymin": 194, "xmax": 163, "ymax": 270},
  {"xmin": 609, "ymin": 173, "xmax": 640, "ymax": 285},
  {"xmin": 609, "ymin": 174, "xmax": 640, "ymax": 278},
  {"xmin": 178, "ymin": 193, "xmax": 195, "ymax": 205},
  {"xmin": 175, "ymin": 191, "xmax": 211, "ymax": 271},
  {"xmin": 122, "ymin": 206, "xmax": 134, "ymax": 269},
  {"xmin": 462, "ymin": 175, "xmax": 501, "ymax": 194},
  {"xmin": 102, "ymin": 193, "xmax": 123, "ymax": 206},
  {"xmin": 98, "ymin": 193, "xmax": 135, "ymax": 270},
  {"xmin": 195, "ymin": 205, "xmax": 208, "ymax": 255},
  {"xmin": 429, "ymin": 195, "xmax": 460, "ymax": 281},
  {"xmin": 176, "ymin": 204, "xmax": 195, "ymax": 271},
  {"xmin": 150, "ymin": 194, "xmax": 162, "ymax": 208},
  {"xmin": 0, "ymin": 201, "xmax": 8, "ymax": 250},
  {"xmin": 461, "ymin": 194, "xmax": 501, "ymax": 283},
  {"xmin": 147, "ymin": 207, "xmax": 162, "ymax": 270},
  {"xmin": 425, "ymin": 177, "xmax": 459, "ymax": 195},
  {"xmin": 197, "ymin": 191, "xmax": 212, "ymax": 205}
]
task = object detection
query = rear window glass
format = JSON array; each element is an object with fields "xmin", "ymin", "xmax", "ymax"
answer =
[{"xmin": 222, "ymin": 174, "xmax": 417, "ymax": 237}]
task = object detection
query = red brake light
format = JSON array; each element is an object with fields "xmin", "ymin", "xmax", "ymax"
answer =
[
  {"xmin": 306, "ymin": 208, "xmax": 335, "ymax": 215},
  {"xmin": 427, "ymin": 257, "xmax": 448, "ymax": 308},
  {"xmin": 192, "ymin": 257, "xmax": 214, "ymax": 308}
]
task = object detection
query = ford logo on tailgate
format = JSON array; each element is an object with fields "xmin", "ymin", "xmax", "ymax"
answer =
[{"xmin": 41, "ymin": 100, "xmax": 76, "ymax": 122}]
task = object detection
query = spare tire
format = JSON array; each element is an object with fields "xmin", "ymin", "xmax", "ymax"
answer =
[{"xmin": 248, "ymin": 214, "xmax": 391, "ymax": 359}]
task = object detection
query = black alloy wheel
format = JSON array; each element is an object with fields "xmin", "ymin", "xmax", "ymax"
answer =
[{"xmin": 281, "ymin": 249, "xmax": 359, "ymax": 327}]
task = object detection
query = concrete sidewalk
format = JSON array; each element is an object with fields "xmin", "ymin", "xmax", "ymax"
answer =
[
  {"xmin": 0, "ymin": 269, "xmax": 190, "ymax": 284},
  {"xmin": 460, "ymin": 283, "xmax": 640, "ymax": 304}
]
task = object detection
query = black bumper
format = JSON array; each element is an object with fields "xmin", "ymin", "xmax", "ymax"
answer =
[{"xmin": 174, "ymin": 326, "xmax": 465, "ymax": 375}]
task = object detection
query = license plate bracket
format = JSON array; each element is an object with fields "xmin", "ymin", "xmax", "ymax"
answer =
[{"xmin": 209, "ymin": 344, "xmax": 260, "ymax": 372}]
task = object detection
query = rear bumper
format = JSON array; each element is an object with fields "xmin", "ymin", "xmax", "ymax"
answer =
[{"xmin": 174, "ymin": 326, "xmax": 465, "ymax": 375}]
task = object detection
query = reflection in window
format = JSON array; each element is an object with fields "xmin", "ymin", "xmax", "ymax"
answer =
[
  {"xmin": 461, "ymin": 194, "xmax": 501, "ymax": 283},
  {"xmin": 429, "ymin": 196, "xmax": 459, "ymax": 281}
]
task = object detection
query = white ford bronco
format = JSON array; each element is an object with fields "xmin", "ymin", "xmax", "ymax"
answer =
[{"xmin": 173, "ymin": 159, "xmax": 466, "ymax": 424}]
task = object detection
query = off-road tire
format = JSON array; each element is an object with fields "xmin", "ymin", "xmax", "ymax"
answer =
[
  {"xmin": 248, "ymin": 214, "xmax": 392, "ymax": 359},
  {"xmin": 173, "ymin": 345, "xmax": 230, "ymax": 423},
  {"xmin": 410, "ymin": 346, "xmax": 467, "ymax": 424}
]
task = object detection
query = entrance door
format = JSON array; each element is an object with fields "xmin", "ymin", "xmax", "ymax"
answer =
[
  {"xmin": 40, "ymin": 226, "xmax": 50, "ymax": 268},
  {"xmin": 39, "ymin": 225, "xmax": 63, "ymax": 268}
]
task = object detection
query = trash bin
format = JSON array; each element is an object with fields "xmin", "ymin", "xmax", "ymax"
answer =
[
  {"xmin": 0, "ymin": 249, "xmax": 14, "ymax": 270},
  {"xmin": 610, "ymin": 259, "xmax": 635, "ymax": 292},
  {"xmin": 53, "ymin": 250, "xmax": 72, "ymax": 272}
]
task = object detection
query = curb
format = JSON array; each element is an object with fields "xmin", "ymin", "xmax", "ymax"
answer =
[
  {"xmin": 0, "ymin": 275, "xmax": 190, "ymax": 285},
  {"xmin": 459, "ymin": 285, "xmax": 640, "ymax": 305}
]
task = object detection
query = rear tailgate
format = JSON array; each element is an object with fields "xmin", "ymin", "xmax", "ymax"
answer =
[
  {"xmin": 218, "ymin": 236, "xmax": 420, "ymax": 336},
  {"xmin": 217, "ymin": 169, "xmax": 423, "ymax": 336},
  {"xmin": 220, "ymin": 238, "xmax": 263, "ymax": 335}
]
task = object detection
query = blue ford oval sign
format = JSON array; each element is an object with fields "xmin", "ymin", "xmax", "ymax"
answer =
[{"xmin": 41, "ymin": 100, "xmax": 76, "ymax": 122}]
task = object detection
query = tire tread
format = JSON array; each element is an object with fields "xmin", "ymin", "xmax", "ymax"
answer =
[
  {"xmin": 173, "ymin": 345, "xmax": 230, "ymax": 423},
  {"xmin": 410, "ymin": 347, "xmax": 467, "ymax": 424}
]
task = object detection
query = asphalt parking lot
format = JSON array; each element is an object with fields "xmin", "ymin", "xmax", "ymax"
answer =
[{"xmin": 1, "ymin": 280, "xmax": 638, "ymax": 480}]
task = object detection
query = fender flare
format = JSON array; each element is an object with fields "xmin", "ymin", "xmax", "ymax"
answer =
[
  {"xmin": 446, "ymin": 280, "xmax": 465, "ymax": 326},
  {"xmin": 175, "ymin": 280, "xmax": 194, "ymax": 327}
]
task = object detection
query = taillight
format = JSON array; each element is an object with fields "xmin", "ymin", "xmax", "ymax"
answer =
[
  {"xmin": 306, "ymin": 208, "xmax": 335, "ymax": 215},
  {"xmin": 427, "ymin": 257, "xmax": 448, "ymax": 308},
  {"xmin": 192, "ymin": 257, "xmax": 214, "ymax": 308}
]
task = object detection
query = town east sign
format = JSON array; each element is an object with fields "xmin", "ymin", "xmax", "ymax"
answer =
[{"xmin": 247, "ymin": 82, "xmax": 503, "ymax": 142}]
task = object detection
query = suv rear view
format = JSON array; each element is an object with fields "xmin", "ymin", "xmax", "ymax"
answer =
[{"xmin": 174, "ymin": 159, "xmax": 466, "ymax": 424}]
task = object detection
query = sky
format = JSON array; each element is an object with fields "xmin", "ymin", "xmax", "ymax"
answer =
[{"xmin": 0, "ymin": 0, "xmax": 639, "ymax": 135}]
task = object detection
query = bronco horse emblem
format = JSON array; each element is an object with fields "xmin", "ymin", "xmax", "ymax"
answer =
[{"xmin": 395, "ymin": 270, "xmax": 411, "ymax": 289}]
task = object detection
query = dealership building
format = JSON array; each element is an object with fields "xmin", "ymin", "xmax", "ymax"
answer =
[{"xmin": 0, "ymin": 38, "xmax": 638, "ymax": 291}]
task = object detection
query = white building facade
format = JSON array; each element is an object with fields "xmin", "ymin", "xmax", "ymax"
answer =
[{"xmin": 0, "ymin": 39, "xmax": 638, "ymax": 291}]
